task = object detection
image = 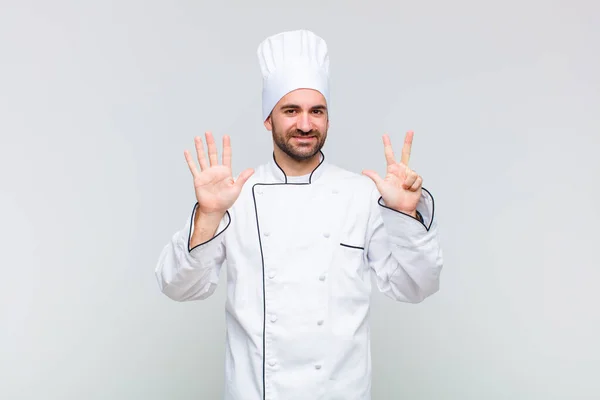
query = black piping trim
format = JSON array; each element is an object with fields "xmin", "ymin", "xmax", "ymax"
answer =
[
  {"xmin": 253, "ymin": 151, "xmax": 326, "ymax": 400},
  {"xmin": 308, "ymin": 151, "xmax": 325, "ymax": 184},
  {"xmin": 340, "ymin": 243, "xmax": 365, "ymax": 250},
  {"xmin": 377, "ymin": 186, "xmax": 435, "ymax": 232},
  {"xmin": 187, "ymin": 202, "xmax": 231, "ymax": 252},
  {"xmin": 272, "ymin": 152, "xmax": 288, "ymax": 184},
  {"xmin": 251, "ymin": 188, "xmax": 267, "ymax": 400},
  {"xmin": 271, "ymin": 150, "xmax": 325, "ymax": 184}
]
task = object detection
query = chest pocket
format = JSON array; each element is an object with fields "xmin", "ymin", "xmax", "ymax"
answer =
[
  {"xmin": 334, "ymin": 241, "xmax": 369, "ymax": 292},
  {"xmin": 327, "ymin": 185, "xmax": 372, "ymax": 299}
]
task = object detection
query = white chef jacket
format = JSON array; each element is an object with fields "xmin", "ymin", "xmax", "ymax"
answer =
[{"xmin": 155, "ymin": 152, "xmax": 443, "ymax": 400}]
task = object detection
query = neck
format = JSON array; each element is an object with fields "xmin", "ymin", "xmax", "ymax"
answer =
[{"xmin": 273, "ymin": 147, "xmax": 322, "ymax": 177}]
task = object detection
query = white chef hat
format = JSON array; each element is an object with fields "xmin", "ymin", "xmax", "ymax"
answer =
[{"xmin": 257, "ymin": 29, "xmax": 330, "ymax": 121}]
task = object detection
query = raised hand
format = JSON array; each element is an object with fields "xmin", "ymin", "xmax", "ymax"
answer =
[
  {"xmin": 184, "ymin": 132, "xmax": 254, "ymax": 216},
  {"xmin": 362, "ymin": 131, "xmax": 422, "ymax": 217}
]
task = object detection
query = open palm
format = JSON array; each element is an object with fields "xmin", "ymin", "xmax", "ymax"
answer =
[
  {"xmin": 184, "ymin": 132, "xmax": 254, "ymax": 215},
  {"xmin": 362, "ymin": 131, "xmax": 422, "ymax": 217}
]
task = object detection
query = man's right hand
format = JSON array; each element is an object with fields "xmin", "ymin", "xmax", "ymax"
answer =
[{"xmin": 184, "ymin": 132, "xmax": 254, "ymax": 246}]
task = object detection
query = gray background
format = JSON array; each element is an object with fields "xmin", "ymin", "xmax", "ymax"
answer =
[{"xmin": 1, "ymin": 0, "xmax": 599, "ymax": 399}]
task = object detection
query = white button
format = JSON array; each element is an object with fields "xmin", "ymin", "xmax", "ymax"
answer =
[
  {"xmin": 270, "ymin": 315, "xmax": 278, "ymax": 323},
  {"xmin": 319, "ymin": 275, "xmax": 326, "ymax": 281},
  {"xmin": 264, "ymin": 231, "xmax": 270, "ymax": 237},
  {"xmin": 317, "ymin": 320, "xmax": 324, "ymax": 326},
  {"xmin": 315, "ymin": 364, "xmax": 322, "ymax": 370},
  {"xmin": 332, "ymin": 189, "xmax": 339, "ymax": 194},
  {"xmin": 268, "ymin": 270, "xmax": 276, "ymax": 279},
  {"xmin": 323, "ymin": 232, "xmax": 330, "ymax": 238},
  {"xmin": 257, "ymin": 188, "xmax": 263, "ymax": 195},
  {"xmin": 269, "ymin": 360, "xmax": 276, "ymax": 366}
]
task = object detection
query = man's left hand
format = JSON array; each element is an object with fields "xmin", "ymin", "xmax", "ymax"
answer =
[{"xmin": 362, "ymin": 131, "xmax": 422, "ymax": 218}]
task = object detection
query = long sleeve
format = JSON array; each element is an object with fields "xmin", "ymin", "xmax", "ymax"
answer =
[
  {"xmin": 155, "ymin": 202, "xmax": 231, "ymax": 302},
  {"xmin": 365, "ymin": 186, "xmax": 443, "ymax": 303}
]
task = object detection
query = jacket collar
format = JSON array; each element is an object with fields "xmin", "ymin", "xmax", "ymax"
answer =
[{"xmin": 268, "ymin": 151, "xmax": 327, "ymax": 184}]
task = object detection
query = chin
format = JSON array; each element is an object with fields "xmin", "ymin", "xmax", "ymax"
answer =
[
  {"xmin": 290, "ymin": 149, "xmax": 320, "ymax": 161},
  {"xmin": 293, "ymin": 144, "xmax": 316, "ymax": 153}
]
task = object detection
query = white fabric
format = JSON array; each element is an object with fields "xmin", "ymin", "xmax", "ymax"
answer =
[
  {"xmin": 257, "ymin": 29, "xmax": 330, "ymax": 121},
  {"xmin": 155, "ymin": 155, "xmax": 444, "ymax": 399},
  {"xmin": 285, "ymin": 173, "xmax": 311, "ymax": 183}
]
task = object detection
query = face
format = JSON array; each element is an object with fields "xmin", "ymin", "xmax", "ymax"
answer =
[{"xmin": 264, "ymin": 88, "xmax": 329, "ymax": 162}]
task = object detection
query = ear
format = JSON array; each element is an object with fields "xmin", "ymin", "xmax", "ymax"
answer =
[{"xmin": 264, "ymin": 114, "xmax": 273, "ymax": 131}]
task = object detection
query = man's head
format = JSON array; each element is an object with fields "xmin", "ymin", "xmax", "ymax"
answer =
[
  {"xmin": 257, "ymin": 30, "xmax": 331, "ymax": 157},
  {"xmin": 264, "ymin": 88, "xmax": 329, "ymax": 161}
]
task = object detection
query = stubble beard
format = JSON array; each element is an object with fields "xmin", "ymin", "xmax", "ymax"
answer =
[{"xmin": 271, "ymin": 120, "xmax": 327, "ymax": 162}]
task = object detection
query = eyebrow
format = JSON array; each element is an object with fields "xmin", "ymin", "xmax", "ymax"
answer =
[{"xmin": 279, "ymin": 104, "xmax": 328, "ymax": 111}]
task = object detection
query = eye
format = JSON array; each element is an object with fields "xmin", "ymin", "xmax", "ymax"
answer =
[{"xmin": 285, "ymin": 109, "xmax": 296, "ymax": 114}]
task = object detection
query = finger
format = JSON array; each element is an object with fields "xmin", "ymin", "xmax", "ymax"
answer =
[
  {"xmin": 222, "ymin": 135, "xmax": 232, "ymax": 169},
  {"xmin": 389, "ymin": 162, "xmax": 410, "ymax": 179},
  {"xmin": 184, "ymin": 150, "xmax": 199, "ymax": 179},
  {"xmin": 388, "ymin": 162, "xmax": 403, "ymax": 175},
  {"xmin": 382, "ymin": 134, "xmax": 396, "ymax": 166},
  {"xmin": 205, "ymin": 131, "xmax": 219, "ymax": 166},
  {"xmin": 362, "ymin": 169, "xmax": 385, "ymax": 187},
  {"xmin": 410, "ymin": 175, "xmax": 423, "ymax": 192},
  {"xmin": 403, "ymin": 169, "xmax": 418, "ymax": 189},
  {"xmin": 234, "ymin": 168, "xmax": 255, "ymax": 190},
  {"xmin": 194, "ymin": 136, "xmax": 209, "ymax": 171},
  {"xmin": 401, "ymin": 131, "xmax": 414, "ymax": 166}
]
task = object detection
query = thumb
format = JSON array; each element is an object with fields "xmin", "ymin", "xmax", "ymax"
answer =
[
  {"xmin": 362, "ymin": 170, "xmax": 384, "ymax": 187},
  {"xmin": 234, "ymin": 168, "xmax": 255, "ymax": 190}
]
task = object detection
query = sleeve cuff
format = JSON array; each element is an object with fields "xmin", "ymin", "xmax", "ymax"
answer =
[
  {"xmin": 184, "ymin": 202, "xmax": 231, "ymax": 258},
  {"xmin": 377, "ymin": 187, "xmax": 436, "ymax": 243}
]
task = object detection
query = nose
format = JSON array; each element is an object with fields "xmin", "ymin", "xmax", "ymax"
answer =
[{"xmin": 296, "ymin": 112, "xmax": 312, "ymax": 133}]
